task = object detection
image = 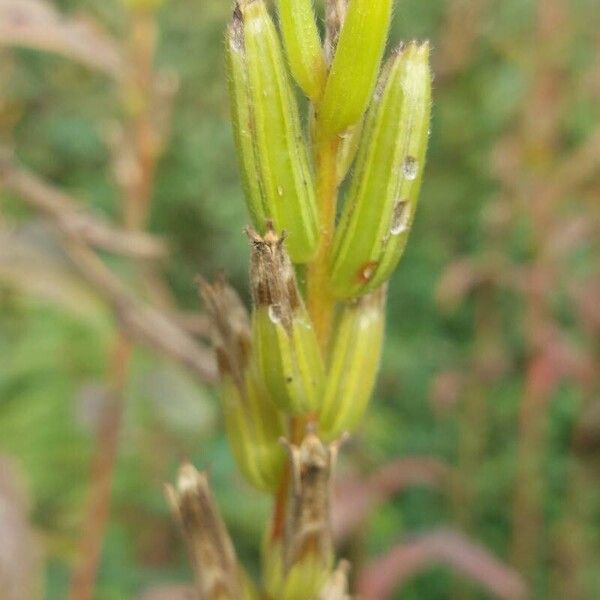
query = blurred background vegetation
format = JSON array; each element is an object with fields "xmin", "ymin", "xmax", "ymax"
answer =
[{"xmin": 0, "ymin": 0, "xmax": 598, "ymax": 598}]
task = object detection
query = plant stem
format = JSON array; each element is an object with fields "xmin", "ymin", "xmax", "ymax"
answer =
[
  {"xmin": 68, "ymin": 334, "xmax": 132, "ymax": 600},
  {"xmin": 307, "ymin": 132, "xmax": 340, "ymax": 352},
  {"xmin": 69, "ymin": 8, "xmax": 163, "ymax": 598},
  {"xmin": 271, "ymin": 129, "xmax": 340, "ymax": 541}
]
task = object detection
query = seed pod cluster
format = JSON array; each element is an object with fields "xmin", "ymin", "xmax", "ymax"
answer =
[{"xmin": 183, "ymin": 2, "xmax": 433, "ymax": 596}]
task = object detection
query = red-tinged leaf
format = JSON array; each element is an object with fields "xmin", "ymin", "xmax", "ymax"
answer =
[
  {"xmin": 333, "ymin": 457, "xmax": 450, "ymax": 540},
  {"xmin": 356, "ymin": 529, "xmax": 527, "ymax": 600},
  {"xmin": 0, "ymin": 0, "xmax": 125, "ymax": 79}
]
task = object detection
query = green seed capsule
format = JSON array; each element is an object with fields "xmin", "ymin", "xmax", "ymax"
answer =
[
  {"xmin": 319, "ymin": 286, "xmax": 386, "ymax": 439},
  {"xmin": 276, "ymin": 0, "xmax": 327, "ymax": 101},
  {"xmin": 248, "ymin": 225, "xmax": 325, "ymax": 415},
  {"xmin": 227, "ymin": 0, "xmax": 319, "ymax": 263},
  {"xmin": 329, "ymin": 42, "xmax": 432, "ymax": 298},
  {"xmin": 318, "ymin": 0, "xmax": 393, "ymax": 135},
  {"xmin": 200, "ymin": 278, "xmax": 285, "ymax": 492},
  {"xmin": 220, "ymin": 372, "xmax": 285, "ymax": 492}
]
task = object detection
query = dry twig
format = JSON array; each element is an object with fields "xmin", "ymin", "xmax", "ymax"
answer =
[{"xmin": 0, "ymin": 151, "xmax": 168, "ymax": 260}]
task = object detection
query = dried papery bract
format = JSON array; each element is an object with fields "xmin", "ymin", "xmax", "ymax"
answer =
[
  {"xmin": 166, "ymin": 464, "xmax": 251, "ymax": 600},
  {"xmin": 199, "ymin": 278, "xmax": 285, "ymax": 492},
  {"xmin": 264, "ymin": 432, "xmax": 338, "ymax": 600},
  {"xmin": 324, "ymin": 0, "xmax": 348, "ymax": 64},
  {"xmin": 248, "ymin": 225, "xmax": 325, "ymax": 415},
  {"xmin": 330, "ymin": 42, "xmax": 432, "ymax": 298},
  {"xmin": 226, "ymin": 0, "xmax": 319, "ymax": 263}
]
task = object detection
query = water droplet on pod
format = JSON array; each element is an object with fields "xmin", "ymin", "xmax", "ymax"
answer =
[
  {"xmin": 390, "ymin": 200, "xmax": 410, "ymax": 235},
  {"xmin": 402, "ymin": 156, "xmax": 419, "ymax": 180},
  {"xmin": 268, "ymin": 304, "xmax": 282, "ymax": 324},
  {"xmin": 277, "ymin": 185, "xmax": 284, "ymax": 197}
]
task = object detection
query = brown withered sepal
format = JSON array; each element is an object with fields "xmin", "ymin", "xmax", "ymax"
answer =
[
  {"xmin": 325, "ymin": 0, "xmax": 348, "ymax": 63},
  {"xmin": 246, "ymin": 222, "xmax": 301, "ymax": 332},
  {"xmin": 282, "ymin": 431, "xmax": 340, "ymax": 571},
  {"xmin": 198, "ymin": 276, "xmax": 250, "ymax": 387},
  {"xmin": 165, "ymin": 464, "xmax": 241, "ymax": 600}
]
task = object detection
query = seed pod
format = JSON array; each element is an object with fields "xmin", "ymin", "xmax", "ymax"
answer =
[
  {"xmin": 227, "ymin": 0, "xmax": 319, "ymax": 263},
  {"xmin": 276, "ymin": 0, "xmax": 327, "ymax": 101},
  {"xmin": 200, "ymin": 277, "xmax": 285, "ymax": 492},
  {"xmin": 319, "ymin": 286, "xmax": 386, "ymax": 439},
  {"xmin": 248, "ymin": 225, "xmax": 325, "ymax": 415},
  {"xmin": 330, "ymin": 42, "xmax": 432, "ymax": 298},
  {"xmin": 318, "ymin": 0, "xmax": 393, "ymax": 135},
  {"xmin": 220, "ymin": 373, "xmax": 286, "ymax": 492}
]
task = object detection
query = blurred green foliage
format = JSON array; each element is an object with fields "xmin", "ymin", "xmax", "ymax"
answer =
[{"xmin": 1, "ymin": 0, "xmax": 598, "ymax": 598}]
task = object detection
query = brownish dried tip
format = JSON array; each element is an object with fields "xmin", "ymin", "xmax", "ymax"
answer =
[
  {"xmin": 247, "ymin": 223, "xmax": 299, "ymax": 324},
  {"xmin": 197, "ymin": 276, "xmax": 251, "ymax": 383},
  {"xmin": 166, "ymin": 463, "xmax": 241, "ymax": 600},
  {"xmin": 282, "ymin": 432, "xmax": 340, "ymax": 571},
  {"xmin": 317, "ymin": 560, "xmax": 352, "ymax": 600}
]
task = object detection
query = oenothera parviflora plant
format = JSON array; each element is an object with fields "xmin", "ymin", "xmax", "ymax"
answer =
[{"xmin": 167, "ymin": 0, "xmax": 431, "ymax": 598}]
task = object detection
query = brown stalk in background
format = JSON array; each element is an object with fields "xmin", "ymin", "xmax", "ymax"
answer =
[
  {"xmin": 0, "ymin": 1, "xmax": 213, "ymax": 598},
  {"xmin": 508, "ymin": 0, "xmax": 571, "ymax": 583},
  {"xmin": 67, "ymin": 5, "xmax": 171, "ymax": 599}
]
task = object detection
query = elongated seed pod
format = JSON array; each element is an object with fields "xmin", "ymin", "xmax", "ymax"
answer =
[
  {"xmin": 248, "ymin": 225, "xmax": 324, "ymax": 415},
  {"xmin": 200, "ymin": 278, "xmax": 285, "ymax": 492},
  {"xmin": 227, "ymin": 0, "xmax": 319, "ymax": 263},
  {"xmin": 220, "ymin": 371, "xmax": 285, "ymax": 492},
  {"xmin": 319, "ymin": 286, "xmax": 386, "ymax": 439},
  {"xmin": 276, "ymin": 0, "xmax": 327, "ymax": 101},
  {"xmin": 330, "ymin": 42, "xmax": 432, "ymax": 298},
  {"xmin": 318, "ymin": 0, "xmax": 393, "ymax": 135}
]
